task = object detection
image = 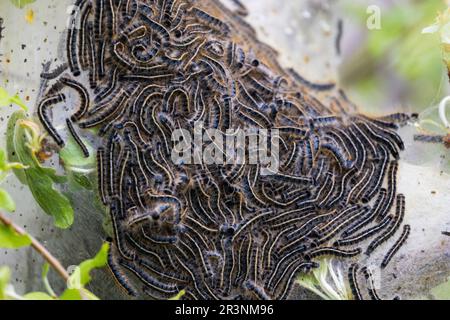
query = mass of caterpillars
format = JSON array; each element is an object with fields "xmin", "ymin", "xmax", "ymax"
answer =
[{"xmin": 37, "ymin": 0, "xmax": 413, "ymax": 300}]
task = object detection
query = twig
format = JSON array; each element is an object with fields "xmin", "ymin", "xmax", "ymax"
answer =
[{"xmin": 0, "ymin": 212, "xmax": 69, "ymax": 282}]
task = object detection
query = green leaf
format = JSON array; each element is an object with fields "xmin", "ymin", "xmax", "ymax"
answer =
[
  {"xmin": 78, "ymin": 288, "xmax": 100, "ymax": 300},
  {"xmin": 59, "ymin": 288, "xmax": 82, "ymax": 300},
  {"xmin": 0, "ymin": 88, "xmax": 28, "ymax": 111},
  {"xmin": 430, "ymin": 277, "xmax": 450, "ymax": 300},
  {"xmin": 23, "ymin": 292, "xmax": 54, "ymax": 300},
  {"xmin": 0, "ymin": 188, "xmax": 16, "ymax": 212},
  {"xmin": 6, "ymin": 111, "xmax": 28, "ymax": 185},
  {"xmin": 36, "ymin": 166, "xmax": 68, "ymax": 185},
  {"xmin": 0, "ymin": 267, "xmax": 11, "ymax": 300},
  {"xmin": 59, "ymin": 135, "xmax": 95, "ymax": 171},
  {"xmin": 0, "ymin": 149, "xmax": 27, "ymax": 173},
  {"xmin": 0, "ymin": 148, "xmax": 27, "ymax": 194},
  {"xmin": 0, "ymin": 222, "xmax": 32, "ymax": 248},
  {"xmin": 67, "ymin": 243, "xmax": 109, "ymax": 292},
  {"xmin": 7, "ymin": 112, "xmax": 73, "ymax": 228},
  {"xmin": 25, "ymin": 168, "xmax": 73, "ymax": 229},
  {"xmin": 67, "ymin": 171, "xmax": 94, "ymax": 191},
  {"xmin": 9, "ymin": 0, "xmax": 36, "ymax": 9},
  {"xmin": 59, "ymin": 288, "xmax": 99, "ymax": 300},
  {"xmin": 73, "ymin": 243, "xmax": 109, "ymax": 287},
  {"xmin": 12, "ymin": 115, "xmax": 42, "ymax": 166}
]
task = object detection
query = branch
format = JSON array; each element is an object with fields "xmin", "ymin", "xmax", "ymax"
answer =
[{"xmin": 0, "ymin": 212, "xmax": 69, "ymax": 282}]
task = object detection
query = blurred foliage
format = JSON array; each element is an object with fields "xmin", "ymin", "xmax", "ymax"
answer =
[
  {"xmin": 423, "ymin": 6, "xmax": 450, "ymax": 71},
  {"xmin": 0, "ymin": 243, "xmax": 109, "ymax": 300},
  {"xmin": 340, "ymin": 0, "xmax": 448, "ymax": 114}
]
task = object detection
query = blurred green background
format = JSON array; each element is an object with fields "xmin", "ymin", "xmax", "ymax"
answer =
[{"xmin": 338, "ymin": 0, "xmax": 448, "ymax": 115}]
